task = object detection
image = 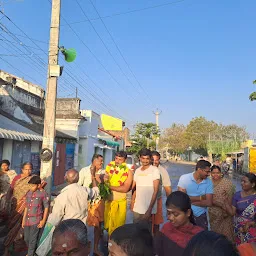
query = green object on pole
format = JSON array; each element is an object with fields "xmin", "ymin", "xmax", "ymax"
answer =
[{"xmin": 60, "ymin": 47, "xmax": 77, "ymax": 62}]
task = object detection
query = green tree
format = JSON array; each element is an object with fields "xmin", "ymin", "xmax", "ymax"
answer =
[
  {"xmin": 184, "ymin": 117, "xmax": 217, "ymax": 156},
  {"xmin": 207, "ymin": 124, "xmax": 249, "ymax": 159},
  {"xmin": 159, "ymin": 123, "xmax": 188, "ymax": 154},
  {"xmin": 128, "ymin": 123, "xmax": 159, "ymax": 155},
  {"xmin": 249, "ymin": 80, "xmax": 256, "ymax": 101}
]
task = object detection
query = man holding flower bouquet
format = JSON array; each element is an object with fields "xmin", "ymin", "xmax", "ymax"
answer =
[
  {"xmin": 78, "ymin": 154, "xmax": 106, "ymax": 256},
  {"xmin": 104, "ymin": 151, "xmax": 133, "ymax": 235}
]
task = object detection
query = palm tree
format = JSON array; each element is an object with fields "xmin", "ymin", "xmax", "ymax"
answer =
[{"xmin": 249, "ymin": 80, "xmax": 256, "ymax": 101}]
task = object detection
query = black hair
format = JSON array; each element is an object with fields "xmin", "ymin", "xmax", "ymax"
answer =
[
  {"xmin": 210, "ymin": 165, "xmax": 221, "ymax": 173},
  {"xmin": 91, "ymin": 154, "xmax": 103, "ymax": 163},
  {"xmin": 196, "ymin": 160, "xmax": 211, "ymax": 171},
  {"xmin": 139, "ymin": 148, "xmax": 152, "ymax": 158},
  {"xmin": 115, "ymin": 151, "xmax": 127, "ymax": 159},
  {"xmin": 0, "ymin": 159, "xmax": 10, "ymax": 167},
  {"xmin": 166, "ymin": 191, "xmax": 195, "ymax": 225},
  {"xmin": 244, "ymin": 173, "xmax": 256, "ymax": 189},
  {"xmin": 151, "ymin": 151, "xmax": 161, "ymax": 159},
  {"xmin": 182, "ymin": 231, "xmax": 239, "ymax": 256},
  {"xmin": 28, "ymin": 175, "xmax": 41, "ymax": 185},
  {"xmin": 21, "ymin": 162, "xmax": 33, "ymax": 169},
  {"xmin": 110, "ymin": 223, "xmax": 154, "ymax": 256}
]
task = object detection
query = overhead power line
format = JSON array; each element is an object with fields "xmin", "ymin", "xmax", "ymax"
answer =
[
  {"xmin": 57, "ymin": 9, "xmax": 138, "ymax": 103},
  {"xmin": 0, "ymin": 9, "xmax": 134, "ymax": 124},
  {"xmin": 88, "ymin": 0, "xmax": 155, "ymax": 109},
  {"xmin": 75, "ymin": 0, "xmax": 146, "ymax": 102},
  {"xmin": 63, "ymin": 0, "xmax": 186, "ymax": 26}
]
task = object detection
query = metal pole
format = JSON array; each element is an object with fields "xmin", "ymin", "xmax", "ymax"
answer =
[
  {"xmin": 40, "ymin": 0, "xmax": 61, "ymax": 195},
  {"xmin": 153, "ymin": 109, "xmax": 162, "ymax": 151}
]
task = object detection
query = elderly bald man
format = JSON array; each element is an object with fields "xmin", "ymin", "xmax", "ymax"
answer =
[{"xmin": 48, "ymin": 168, "xmax": 99, "ymax": 226}]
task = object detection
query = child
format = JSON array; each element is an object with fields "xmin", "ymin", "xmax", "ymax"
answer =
[
  {"xmin": 108, "ymin": 223, "xmax": 155, "ymax": 256},
  {"xmin": 22, "ymin": 176, "xmax": 49, "ymax": 256}
]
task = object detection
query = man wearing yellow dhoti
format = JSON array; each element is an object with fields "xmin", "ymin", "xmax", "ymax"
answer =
[{"xmin": 104, "ymin": 151, "xmax": 133, "ymax": 235}]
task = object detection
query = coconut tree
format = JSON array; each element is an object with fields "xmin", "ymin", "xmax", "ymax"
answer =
[{"xmin": 249, "ymin": 80, "xmax": 256, "ymax": 101}]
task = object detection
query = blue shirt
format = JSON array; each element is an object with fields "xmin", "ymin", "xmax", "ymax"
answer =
[{"xmin": 177, "ymin": 172, "xmax": 213, "ymax": 217}]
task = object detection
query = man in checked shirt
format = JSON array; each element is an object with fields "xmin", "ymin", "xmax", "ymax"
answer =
[{"xmin": 22, "ymin": 176, "xmax": 49, "ymax": 256}]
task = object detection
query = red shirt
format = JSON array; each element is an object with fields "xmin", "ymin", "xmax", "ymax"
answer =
[{"xmin": 25, "ymin": 190, "xmax": 49, "ymax": 226}]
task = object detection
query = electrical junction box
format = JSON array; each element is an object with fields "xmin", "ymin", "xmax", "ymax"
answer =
[{"xmin": 49, "ymin": 65, "xmax": 61, "ymax": 77}]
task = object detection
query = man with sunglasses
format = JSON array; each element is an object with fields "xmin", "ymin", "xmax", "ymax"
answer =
[{"xmin": 178, "ymin": 160, "xmax": 213, "ymax": 230}]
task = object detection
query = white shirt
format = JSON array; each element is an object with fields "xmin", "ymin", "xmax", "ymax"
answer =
[
  {"xmin": 78, "ymin": 165, "xmax": 104, "ymax": 188},
  {"xmin": 47, "ymin": 183, "xmax": 99, "ymax": 226},
  {"xmin": 133, "ymin": 165, "xmax": 160, "ymax": 214},
  {"xmin": 157, "ymin": 165, "xmax": 171, "ymax": 198}
]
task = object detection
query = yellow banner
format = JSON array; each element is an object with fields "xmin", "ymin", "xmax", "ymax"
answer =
[
  {"xmin": 249, "ymin": 148, "xmax": 256, "ymax": 174},
  {"xmin": 101, "ymin": 114, "xmax": 123, "ymax": 131},
  {"xmin": 241, "ymin": 140, "xmax": 253, "ymax": 148}
]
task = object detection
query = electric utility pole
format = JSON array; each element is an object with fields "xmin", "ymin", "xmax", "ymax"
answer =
[
  {"xmin": 40, "ymin": 0, "xmax": 61, "ymax": 194},
  {"xmin": 153, "ymin": 109, "xmax": 162, "ymax": 151}
]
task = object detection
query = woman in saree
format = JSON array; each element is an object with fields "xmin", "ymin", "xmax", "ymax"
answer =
[
  {"xmin": 4, "ymin": 162, "xmax": 34, "ymax": 255},
  {"xmin": 0, "ymin": 160, "xmax": 17, "ymax": 211},
  {"xmin": 154, "ymin": 191, "xmax": 203, "ymax": 256},
  {"xmin": 0, "ymin": 160, "xmax": 17, "ymax": 255},
  {"xmin": 208, "ymin": 165, "xmax": 235, "ymax": 242},
  {"xmin": 225, "ymin": 173, "xmax": 256, "ymax": 245}
]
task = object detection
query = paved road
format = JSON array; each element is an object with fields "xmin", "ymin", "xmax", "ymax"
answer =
[{"xmin": 4, "ymin": 161, "xmax": 243, "ymax": 256}]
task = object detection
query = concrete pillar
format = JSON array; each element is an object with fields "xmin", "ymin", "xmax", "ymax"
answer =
[
  {"xmin": 2, "ymin": 139, "xmax": 13, "ymax": 162},
  {"xmin": 74, "ymin": 143, "xmax": 79, "ymax": 169}
]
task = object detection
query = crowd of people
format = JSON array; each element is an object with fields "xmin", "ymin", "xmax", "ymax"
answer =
[{"xmin": 0, "ymin": 149, "xmax": 256, "ymax": 256}]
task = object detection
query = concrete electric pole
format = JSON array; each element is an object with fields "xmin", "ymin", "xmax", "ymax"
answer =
[
  {"xmin": 40, "ymin": 0, "xmax": 61, "ymax": 194},
  {"xmin": 153, "ymin": 109, "xmax": 162, "ymax": 151}
]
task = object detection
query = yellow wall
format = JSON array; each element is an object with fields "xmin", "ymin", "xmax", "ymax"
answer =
[{"xmin": 249, "ymin": 148, "xmax": 256, "ymax": 174}]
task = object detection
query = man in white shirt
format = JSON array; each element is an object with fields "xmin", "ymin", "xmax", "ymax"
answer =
[
  {"xmin": 37, "ymin": 169, "xmax": 99, "ymax": 256},
  {"xmin": 48, "ymin": 169, "xmax": 98, "ymax": 226},
  {"xmin": 78, "ymin": 154, "xmax": 104, "ymax": 187},
  {"xmin": 132, "ymin": 148, "xmax": 160, "ymax": 231},
  {"xmin": 151, "ymin": 151, "xmax": 172, "ymax": 234},
  {"xmin": 78, "ymin": 154, "xmax": 104, "ymax": 256}
]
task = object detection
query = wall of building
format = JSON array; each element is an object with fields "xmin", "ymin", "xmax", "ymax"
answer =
[
  {"xmin": 78, "ymin": 136, "xmax": 100, "ymax": 169},
  {"xmin": 0, "ymin": 70, "xmax": 45, "ymax": 100},
  {"xmin": 31, "ymin": 141, "xmax": 41, "ymax": 175},
  {"xmin": 80, "ymin": 110, "xmax": 99, "ymax": 137},
  {"xmin": 78, "ymin": 110, "xmax": 118, "ymax": 169},
  {"xmin": 5, "ymin": 84, "xmax": 43, "ymax": 109},
  {"xmin": 0, "ymin": 87, "xmax": 33, "ymax": 124},
  {"xmin": 78, "ymin": 137, "xmax": 88, "ymax": 170},
  {"xmin": 56, "ymin": 119, "xmax": 80, "ymax": 139},
  {"xmin": 56, "ymin": 98, "xmax": 81, "ymax": 118},
  {"xmin": 103, "ymin": 148, "xmax": 114, "ymax": 168}
]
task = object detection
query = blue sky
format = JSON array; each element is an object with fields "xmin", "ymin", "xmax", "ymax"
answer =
[{"xmin": 0, "ymin": 0, "xmax": 256, "ymax": 135}]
